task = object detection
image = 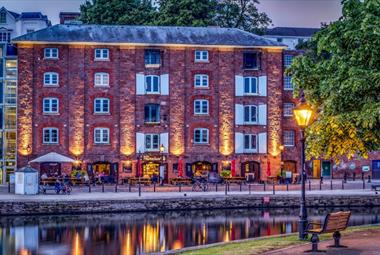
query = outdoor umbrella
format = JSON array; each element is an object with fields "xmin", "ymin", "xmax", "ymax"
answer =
[
  {"xmin": 29, "ymin": 152, "xmax": 75, "ymax": 163},
  {"xmin": 137, "ymin": 158, "xmax": 143, "ymax": 177},
  {"xmin": 266, "ymin": 160, "xmax": 271, "ymax": 177},
  {"xmin": 231, "ymin": 159, "xmax": 236, "ymax": 177},
  {"xmin": 178, "ymin": 157, "xmax": 183, "ymax": 177}
]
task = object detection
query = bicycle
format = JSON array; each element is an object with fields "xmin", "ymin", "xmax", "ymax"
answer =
[{"xmin": 192, "ymin": 179, "xmax": 208, "ymax": 192}]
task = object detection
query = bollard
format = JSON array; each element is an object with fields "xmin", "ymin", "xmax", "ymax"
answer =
[
  {"xmin": 353, "ymin": 173, "xmax": 356, "ymax": 181},
  {"xmin": 115, "ymin": 184, "xmax": 118, "ymax": 193},
  {"xmin": 249, "ymin": 184, "xmax": 251, "ymax": 195},
  {"xmin": 344, "ymin": 172, "xmax": 347, "ymax": 183},
  {"xmin": 264, "ymin": 182, "xmax": 266, "ymax": 191},
  {"xmin": 240, "ymin": 182, "xmax": 242, "ymax": 192},
  {"xmin": 320, "ymin": 176, "xmax": 324, "ymax": 184},
  {"xmin": 319, "ymin": 180, "xmax": 322, "ymax": 190},
  {"xmin": 128, "ymin": 183, "xmax": 131, "ymax": 192},
  {"xmin": 330, "ymin": 179, "xmax": 333, "ymax": 190},
  {"xmin": 368, "ymin": 175, "xmax": 371, "ymax": 183},
  {"xmin": 215, "ymin": 183, "xmax": 218, "ymax": 192},
  {"xmin": 286, "ymin": 183, "xmax": 289, "ymax": 191},
  {"xmin": 272, "ymin": 183, "xmax": 275, "ymax": 195},
  {"xmin": 138, "ymin": 182, "xmax": 141, "ymax": 197},
  {"xmin": 179, "ymin": 183, "xmax": 182, "ymax": 193},
  {"xmin": 102, "ymin": 182, "xmax": 105, "ymax": 193},
  {"xmin": 308, "ymin": 180, "xmax": 311, "ymax": 191},
  {"xmin": 8, "ymin": 181, "xmax": 10, "ymax": 193},
  {"xmin": 227, "ymin": 182, "xmax": 230, "ymax": 192},
  {"xmin": 225, "ymin": 183, "xmax": 228, "ymax": 195},
  {"xmin": 342, "ymin": 180, "xmax": 344, "ymax": 190},
  {"xmin": 362, "ymin": 172, "xmax": 364, "ymax": 181},
  {"xmin": 154, "ymin": 183, "xmax": 156, "ymax": 192},
  {"xmin": 363, "ymin": 179, "xmax": 365, "ymax": 190},
  {"xmin": 88, "ymin": 181, "xmax": 91, "ymax": 193}
]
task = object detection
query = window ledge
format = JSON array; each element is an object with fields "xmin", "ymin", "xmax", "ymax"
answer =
[
  {"xmin": 43, "ymin": 113, "xmax": 60, "ymax": 115},
  {"xmin": 284, "ymin": 145, "xmax": 295, "ymax": 147},
  {"xmin": 194, "ymin": 113, "xmax": 209, "ymax": 116},
  {"xmin": 243, "ymin": 122, "xmax": 259, "ymax": 125},
  {"xmin": 94, "ymin": 143, "xmax": 111, "ymax": 146},
  {"xmin": 194, "ymin": 86, "xmax": 210, "ymax": 89},
  {"xmin": 243, "ymin": 68, "xmax": 260, "ymax": 71},
  {"xmin": 145, "ymin": 149, "xmax": 160, "ymax": 152},
  {"xmin": 94, "ymin": 58, "xmax": 110, "ymax": 61},
  {"xmin": 43, "ymin": 85, "xmax": 59, "ymax": 87},
  {"xmin": 43, "ymin": 57, "xmax": 59, "ymax": 60},
  {"xmin": 243, "ymin": 150, "xmax": 258, "ymax": 153},
  {"xmin": 94, "ymin": 85, "xmax": 110, "ymax": 88},
  {"xmin": 144, "ymin": 122, "xmax": 161, "ymax": 125},
  {"xmin": 284, "ymin": 88, "xmax": 294, "ymax": 91},
  {"xmin": 195, "ymin": 60, "xmax": 209, "ymax": 63},
  {"xmin": 42, "ymin": 143, "xmax": 59, "ymax": 145},
  {"xmin": 243, "ymin": 93, "xmax": 259, "ymax": 96},
  {"xmin": 145, "ymin": 92, "xmax": 161, "ymax": 95},
  {"xmin": 193, "ymin": 143, "xmax": 209, "ymax": 145},
  {"xmin": 94, "ymin": 113, "xmax": 111, "ymax": 115},
  {"xmin": 145, "ymin": 64, "xmax": 161, "ymax": 68}
]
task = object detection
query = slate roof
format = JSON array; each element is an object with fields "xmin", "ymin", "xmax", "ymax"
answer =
[
  {"xmin": 19, "ymin": 12, "xmax": 49, "ymax": 21},
  {"xmin": 12, "ymin": 24, "xmax": 286, "ymax": 48},
  {"xmin": 265, "ymin": 27, "xmax": 319, "ymax": 37}
]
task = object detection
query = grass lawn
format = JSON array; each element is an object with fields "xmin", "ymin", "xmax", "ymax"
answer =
[{"xmin": 180, "ymin": 225, "xmax": 380, "ymax": 255}]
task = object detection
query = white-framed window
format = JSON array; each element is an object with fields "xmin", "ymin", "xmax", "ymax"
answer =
[
  {"xmin": 0, "ymin": 31, "xmax": 11, "ymax": 43},
  {"xmin": 194, "ymin": 74, "xmax": 209, "ymax": 88},
  {"xmin": 43, "ymin": 128, "xmax": 59, "ymax": 144},
  {"xmin": 43, "ymin": 72, "xmax": 59, "ymax": 86},
  {"xmin": 194, "ymin": 99, "xmax": 209, "ymax": 115},
  {"xmin": 194, "ymin": 128, "xmax": 209, "ymax": 144},
  {"xmin": 43, "ymin": 98, "xmax": 59, "ymax": 114},
  {"xmin": 144, "ymin": 104, "xmax": 160, "ymax": 123},
  {"xmin": 284, "ymin": 76, "xmax": 293, "ymax": 90},
  {"xmin": 244, "ymin": 105, "xmax": 257, "ymax": 124},
  {"xmin": 244, "ymin": 77, "xmax": 258, "ymax": 95},
  {"xmin": 195, "ymin": 50, "xmax": 209, "ymax": 62},
  {"xmin": 284, "ymin": 55, "xmax": 294, "ymax": 67},
  {"xmin": 44, "ymin": 48, "xmax": 59, "ymax": 59},
  {"xmin": 244, "ymin": 134, "xmax": 257, "ymax": 151},
  {"xmin": 94, "ymin": 48, "xmax": 109, "ymax": 60},
  {"xmin": 94, "ymin": 98, "xmax": 110, "ymax": 114},
  {"xmin": 94, "ymin": 128, "xmax": 110, "ymax": 144},
  {"xmin": 284, "ymin": 130, "xmax": 295, "ymax": 147},
  {"xmin": 145, "ymin": 134, "xmax": 160, "ymax": 151},
  {"xmin": 94, "ymin": 72, "xmax": 109, "ymax": 86},
  {"xmin": 145, "ymin": 75, "xmax": 160, "ymax": 93},
  {"xmin": 283, "ymin": 103, "xmax": 294, "ymax": 117},
  {"xmin": 0, "ymin": 11, "xmax": 7, "ymax": 24}
]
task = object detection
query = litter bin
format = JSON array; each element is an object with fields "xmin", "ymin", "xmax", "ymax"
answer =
[{"xmin": 15, "ymin": 166, "xmax": 39, "ymax": 195}]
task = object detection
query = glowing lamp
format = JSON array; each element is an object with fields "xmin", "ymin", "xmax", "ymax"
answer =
[
  {"xmin": 160, "ymin": 144, "xmax": 165, "ymax": 153},
  {"xmin": 293, "ymin": 97, "xmax": 314, "ymax": 129}
]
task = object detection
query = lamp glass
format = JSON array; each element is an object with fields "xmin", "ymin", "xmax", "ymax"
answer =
[
  {"xmin": 293, "ymin": 103, "xmax": 314, "ymax": 128},
  {"xmin": 160, "ymin": 144, "xmax": 165, "ymax": 153}
]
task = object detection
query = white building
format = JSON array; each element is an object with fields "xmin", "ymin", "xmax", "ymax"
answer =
[
  {"xmin": 264, "ymin": 27, "xmax": 319, "ymax": 50},
  {"xmin": 0, "ymin": 7, "xmax": 50, "ymax": 183}
]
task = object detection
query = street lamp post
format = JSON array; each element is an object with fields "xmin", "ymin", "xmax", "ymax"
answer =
[
  {"xmin": 279, "ymin": 145, "xmax": 284, "ymax": 182},
  {"xmin": 293, "ymin": 94, "xmax": 314, "ymax": 240}
]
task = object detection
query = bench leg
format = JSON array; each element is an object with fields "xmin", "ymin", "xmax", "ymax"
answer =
[
  {"xmin": 305, "ymin": 234, "xmax": 325, "ymax": 253},
  {"xmin": 328, "ymin": 231, "xmax": 347, "ymax": 248}
]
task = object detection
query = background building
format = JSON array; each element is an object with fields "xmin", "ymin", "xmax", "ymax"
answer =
[
  {"xmin": 264, "ymin": 27, "xmax": 319, "ymax": 50},
  {"xmin": 0, "ymin": 7, "xmax": 50, "ymax": 183}
]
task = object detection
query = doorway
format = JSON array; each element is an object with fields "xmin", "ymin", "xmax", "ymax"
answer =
[
  {"xmin": 322, "ymin": 161, "xmax": 331, "ymax": 178},
  {"xmin": 241, "ymin": 161, "xmax": 260, "ymax": 182},
  {"xmin": 312, "ymin": 160, "xmax": 321, "ymax": 178},
  {"xmin": 372, "ymin": 160, "xmax": 380, "ymax": 179}
]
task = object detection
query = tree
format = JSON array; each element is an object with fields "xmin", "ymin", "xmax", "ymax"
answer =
[
  {"xmin": 154, "ymin": 0, "xmax": 217, "ymax": 27},
  {"xmin": 286, "ymin": 0, "xmax": 380, "ymax": 162},
  {"xmin": 80, "ymin": 0, "xmax": 157, "ymax": 25},
  {"xmin": 215, "ymin": 0, "xmax": 271, "ymax": 34},
  {"xmin": 80, "ymin": 0, "xmax": 271, "ymax": 34}
]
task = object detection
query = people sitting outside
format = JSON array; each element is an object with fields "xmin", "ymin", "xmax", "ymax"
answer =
[
  {"xmin": 40, "ymin": 172, "xmax": 48, "ymax": 185},
  {"xmin": 151, "ymin": 173, "xmax": 159, "ymax": 184},
  {"xmin": 63, "ymin": 174, "xmax": 71, "ymax": 186},
  {"xmin": 83, "ymin": 173, "xmax": 90, "ymax": 184}
]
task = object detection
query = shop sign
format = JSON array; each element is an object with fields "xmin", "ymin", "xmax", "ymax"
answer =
[
  {"xmin": 143, "ymin": 154, "xmax": 163, "ymax": 161},
  {"xmin": 362, "ymin": 165, "xmax": 370, "ymax": 172}
]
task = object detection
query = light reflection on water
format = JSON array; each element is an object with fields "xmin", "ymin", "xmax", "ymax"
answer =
[{"xmin": 1, "ymin": 207, "xmax": 379, "ymax": 255}]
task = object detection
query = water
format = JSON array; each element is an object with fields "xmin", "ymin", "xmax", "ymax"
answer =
[{"xmin": 1, "ymin": 207, "xmax": 379, "ymax": 255}]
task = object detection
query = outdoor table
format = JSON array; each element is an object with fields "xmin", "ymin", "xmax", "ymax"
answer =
[
  {"xmin": 170, "ymin": 178, "xmax": 192, "ymax": 185},
  {"xmin": 128, "ymin": 177, "xmax": 151, "ymax": 186},
  {"xmin": 223, "ymin": 177, "xmax": 246, "ymax": 184},
  {"xmin": 267, "ymin": 176, "xmax": 278, "ymax": 184}
]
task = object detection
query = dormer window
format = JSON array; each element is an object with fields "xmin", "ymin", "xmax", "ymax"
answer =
[{"xmin": 0, "ymin": 12, "xmax": 6, "ymax": 24}]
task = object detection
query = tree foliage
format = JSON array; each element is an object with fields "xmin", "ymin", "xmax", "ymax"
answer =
[
  {"xmin": 287, "ymin": 0, "xmax": 380, "ymax": 162},
  {"xmin": 80, "ymin": 0, "xmax": 271, "ymax": 33},
  {"xmin": 80, "ymin": 0, "xmax": 156, "ymax": 25}
]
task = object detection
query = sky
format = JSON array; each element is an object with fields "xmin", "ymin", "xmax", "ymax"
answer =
[{"xmin": 2, "ymin": 0, "xmax": 342, "ymax": 28}]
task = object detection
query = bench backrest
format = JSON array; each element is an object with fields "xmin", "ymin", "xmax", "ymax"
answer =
[{"xmin": 323, "ymin": 211, "xmax": 351, "ymax": 233}]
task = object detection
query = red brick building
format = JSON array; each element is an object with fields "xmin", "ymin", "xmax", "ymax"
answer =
[{"xmin": 14, "ymin": 24, "xmax": 307, "ymax": 182}]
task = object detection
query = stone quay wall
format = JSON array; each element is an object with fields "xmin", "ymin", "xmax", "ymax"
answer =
[{"xmin": 1, "ymin": 194, "xmax": 380, "ymax": 216}]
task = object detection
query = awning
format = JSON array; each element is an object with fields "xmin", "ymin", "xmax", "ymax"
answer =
[{"xmin": 29, "ymin": 152, "xmax": 75, "ymax": 163}]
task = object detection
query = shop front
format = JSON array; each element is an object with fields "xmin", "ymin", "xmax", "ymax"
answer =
[
  {"xmin": 139, "ymin": 154, "xmax": 168, "ymax": 183},
  {"xmin": 87, "ymin": 161, "xmax": 118, "ymax": 183},
  {"xmin": 241, "ymin": 161, "xmax": 260, "ymax": 182},
  {"xmin": 40, "ymin": 162, "xmax": 61, "ymax": 177}
]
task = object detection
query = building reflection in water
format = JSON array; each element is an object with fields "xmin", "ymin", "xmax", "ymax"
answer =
[{"xmin": 0, "ymin": 207, "xmax": 379, "ymax": 255}]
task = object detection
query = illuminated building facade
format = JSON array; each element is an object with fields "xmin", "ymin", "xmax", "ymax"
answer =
[
  {"xmin": 0, "ymin": 7, "xmax": 50, "ymax": 183},
  {"xmin": 14, "ymin": 24, "xmax": 304, "ymax": 182}
]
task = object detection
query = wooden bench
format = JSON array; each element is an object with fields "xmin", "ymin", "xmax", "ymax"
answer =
[
  {"xmin": 305, "ymin": 211, "xmax": 351, "ymax": 252},
  {"xmin": 128, "ymin": 178, "xmax": 151, "ymax": 186},
  {"xmin": 371, "ymin": 184, "xmax": 380, "ymax": 194},
  {"xmin": 170, "ymin": 178, "xmax": 192, "ymax": 186}
]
